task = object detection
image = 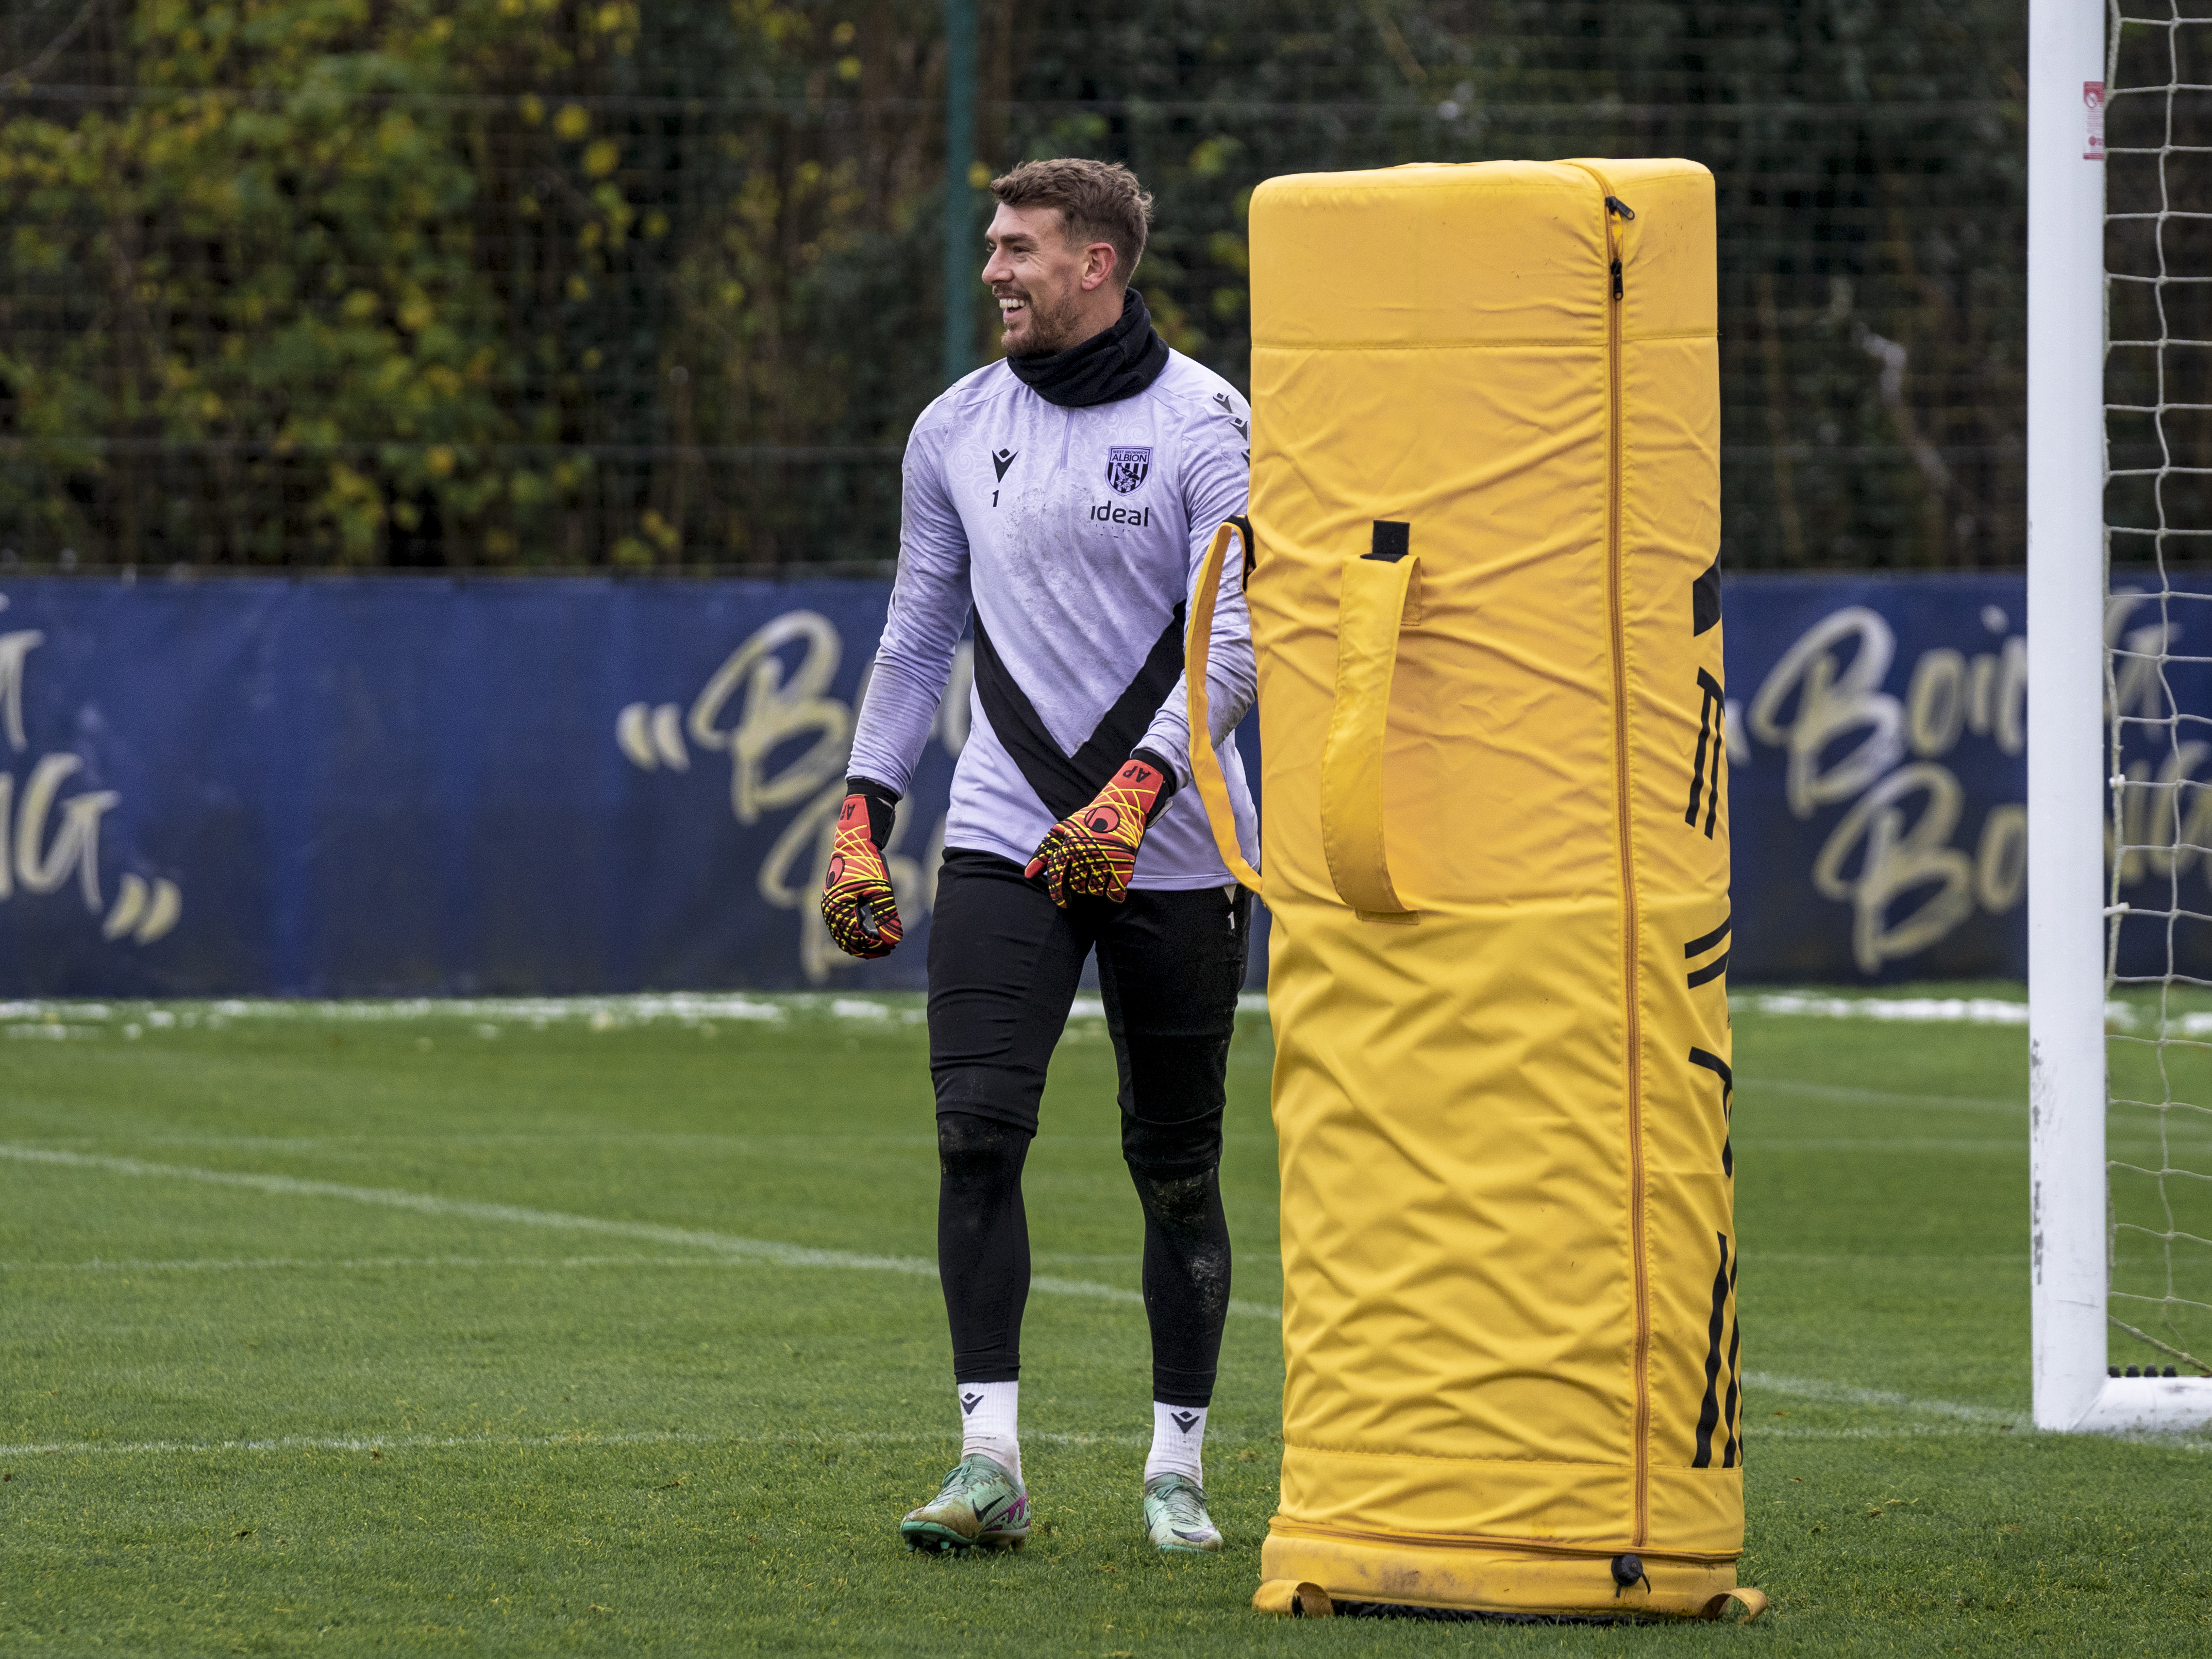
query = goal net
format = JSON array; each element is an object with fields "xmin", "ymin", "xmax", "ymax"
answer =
[{"xmin": 2103, "ymin": 0, "xmax": 2212, "ymax": 1390}]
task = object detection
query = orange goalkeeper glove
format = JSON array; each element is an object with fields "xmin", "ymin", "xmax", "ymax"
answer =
[
  {"xmin": 821, "ymin": 780, "xmax": 903, "ymax": 958},
  {"xmin": 1023, "ymin": 751, "xmax": 1176, "ymax": 907}
]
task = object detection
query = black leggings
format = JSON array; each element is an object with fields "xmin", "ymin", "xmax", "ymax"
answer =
[{"xmin": 928, "ymin": 848, "xmax": 1249, "ymax": 1408}]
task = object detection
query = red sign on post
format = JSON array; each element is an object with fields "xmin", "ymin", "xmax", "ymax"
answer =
[{"xmin": 2085, "ymin": 80, "xmax": 2106, "ymax": 161}]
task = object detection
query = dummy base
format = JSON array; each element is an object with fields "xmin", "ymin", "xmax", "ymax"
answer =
[{"xmin": 1255, "ymin": 1524, "xmax": 1764, "ymax": 1622}]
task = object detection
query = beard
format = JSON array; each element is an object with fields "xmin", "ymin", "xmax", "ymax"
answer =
[{"xmin": 1001, "ymin": 283, "xmax": 1089, "ymax": 358}]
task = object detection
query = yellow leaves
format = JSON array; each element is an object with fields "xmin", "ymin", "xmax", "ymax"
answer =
[
  {"xmin": 580, "ymin": 349, "xmax": 603, "ymax": 371},
  {"xmin": 1188, "ymin": 136, "xmax": 1241, "ymax": 179},
  {"xmin": 591, "ymin": 183, "xmax": 632, "ymax": 229},
  {"xmin": 397, "ymin": 295, "xmax": 434, "ymax": 333},
  {"xmin": 736, "ymin": 2, "xmax": 811, "ymax": 48},
  {"xmin": 591, "ymin": 1, "xmax": 639, "ymax": 54},
  {"xmin": 583, "ymin": 140, "xmax": 621, "ymax": 179},
  {"xmin": 641, "ymin": 510, "xmax": 679, "ymax": 554},
  {"xmin": 426, "ymin": 445, "xmax": 457, "ymax": 479},
  {"xmin": 554, "ymin": 105, "xmax": 590, "ymax": 142},
  {"xmin": 519, "ymin": 94, "xmax": 544, "ymax": 126},
  {"xmin": 643, "ymin": 210, "xmax": 669, "ymax": 239},
  {"xmin": 966, "ymin": 160, "xmax": 992, "ymax": 189},
  {"xmin": 342, "ymin": 290, "xmax": 381, "ymax": 321},
  {"xmin": 1207, "ymin": 229, "xmax": 1249, "ymax": 276},
  {"xmin": 831, "ymin": 21, "xmax": 856, "ymax": 45},
  {"xmin": 322, "ymin": 464, "xmax": 387, "ymax": 563},
  {"xmin": 836, "ymin": 57, "xmax": 861, "ymax": 82},
  {"xmin": 565, "ymin": 274, "xmax": 592, "ymax": 301},
  {"xmin": 579, "ymin": 221, "xmax": 605, "ymax": 251},
  {"xmin": 611, "ymin": 535, "xmax": 654, "ymax": 568}
]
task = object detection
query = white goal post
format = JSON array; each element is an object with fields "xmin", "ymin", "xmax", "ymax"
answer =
[{"xmin": 2029, "ymin": 0, "xmax": 2212, "ymax": 1432}]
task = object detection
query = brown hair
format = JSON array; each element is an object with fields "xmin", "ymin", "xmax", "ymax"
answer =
[{"xmin": 988, "ymin": 158, "xmax": 1153, "ymax": 286}]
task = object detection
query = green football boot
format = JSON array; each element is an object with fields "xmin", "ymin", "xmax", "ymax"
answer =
[
  {"xmin": 1142, "ymin": 1471, "xmax": 1222, "ymax": 1554},
  {"xmin": 899, "ymin": 1453, "xmax": 1031, "ymax": 1553}
]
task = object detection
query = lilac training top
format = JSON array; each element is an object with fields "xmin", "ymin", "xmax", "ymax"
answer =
[{"xmin": 846, "ymin": 349, "xmax": 1260, "ymax": 888}]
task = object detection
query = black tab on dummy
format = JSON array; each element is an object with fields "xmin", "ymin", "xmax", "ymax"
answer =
[
  {"xmin": 1365, "ymin": 521, "xmax": 1411, "ymax": 562},
  {"xmin": 1228, "ymin": 513, "xmax": 1256, "ymax": 581},
  {"xmin": 972, "ymin": 605, "xmax": 1187, "ymax": 822}
]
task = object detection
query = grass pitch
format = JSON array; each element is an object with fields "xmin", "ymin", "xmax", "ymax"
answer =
[{"xmin": 2, "ymin": 987, "xmax": 2207, "ymax": 1656}]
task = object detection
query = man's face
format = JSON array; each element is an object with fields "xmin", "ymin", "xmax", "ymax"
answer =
[{"xmin": 982, "ymin": 202, "xmax": 1116, "ymax": 357}]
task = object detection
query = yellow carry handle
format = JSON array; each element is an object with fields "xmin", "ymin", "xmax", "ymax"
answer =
[
  {"xmin": 1185, "ymin": 520, "xmax": 1265, "ymax": 897},
  {"xmin": 1319, "ymin": 551, "xmax": 1418, "ymax": 921}
]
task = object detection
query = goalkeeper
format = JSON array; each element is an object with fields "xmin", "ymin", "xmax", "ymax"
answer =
[{"xmin": 820, "ymin": 157, "xmax": 1259, "ymax": 1557}]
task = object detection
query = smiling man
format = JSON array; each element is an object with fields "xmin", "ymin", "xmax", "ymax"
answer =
[{"xmin": 818, "ymin": 158, "xmax": 1259, "ymax": 1556}]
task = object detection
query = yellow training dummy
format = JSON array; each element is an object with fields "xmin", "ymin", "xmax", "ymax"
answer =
[{"xmin": 1185, "ymin": 159, "xmax": 1757, "ymax": 1621}]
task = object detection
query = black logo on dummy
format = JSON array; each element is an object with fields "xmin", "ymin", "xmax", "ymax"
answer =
[
  {"xmin": 1105, "ymin": 445, "xmax": 1152, "ymax": 495},
  {"xmin": 992, "ymin": 448, "xmax": 1017, "ymax": 482}
]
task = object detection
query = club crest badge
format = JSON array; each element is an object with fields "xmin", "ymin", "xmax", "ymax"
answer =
[{"xmin": 1104, "ymin": 445, "xmax": 1152, "ymax": 496}]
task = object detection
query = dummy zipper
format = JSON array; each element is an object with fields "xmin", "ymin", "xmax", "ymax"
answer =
[
  {"xmin": 1606, "ymin": 195, "xmax": 1635, "ymax": 299},
  {"xmin": 1599, "ymin": 178, "xmax": 1651, "ymax": 1552}
]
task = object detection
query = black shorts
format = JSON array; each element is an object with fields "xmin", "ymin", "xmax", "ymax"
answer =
[{"xmin": 926, "ymin": 847, "xmax": 1253, "ymax": 1178}]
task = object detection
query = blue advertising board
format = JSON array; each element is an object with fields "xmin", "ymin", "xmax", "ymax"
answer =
[
  {"xmin": 1722, "ymin": 573, "xmax": 2029, "ymax": 983},
  {"xmin": 0, "ymin": 569, "xmax": 2194, "ymax": 996}
]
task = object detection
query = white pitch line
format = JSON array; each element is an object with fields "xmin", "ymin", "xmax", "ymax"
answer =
[
  {"xmin": 0, "ymin": 1429, "xmax": 727, "ymax": 1459},
  {"xmin": 0, "ymin": 1255, "xmax": 885, "ymax": 1275},
  {"xmin": 0, "ymin": 1145, "xmax": 1283, "ymax": 1321},
  {"xmin": 1755, "ymin": 1078, "xmax": 2026, "ymax": 1114},
  {"xmin": 1738, "ymin": 1138, "xmax": 2029, "ymax": 1155},
  {"xmin": 8, "ymin": 1414, "xmax": 2147, "ymax": 1462},
  {"xmin": 0, "ymin": 1426, "xmax": 1236, "ymax": 1460},
  {"xmin": 1744, "ymin": 1371, "xmax": 2029, "ymax": 1428}
]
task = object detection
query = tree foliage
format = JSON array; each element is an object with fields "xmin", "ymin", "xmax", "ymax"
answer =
[
  {"xmin": 0, "ymin": 0, "xmax": 943, "ymax": 566},
  {"xmin": 0, "ymin": 1, "xmax": 2046, "ymax": 568}
]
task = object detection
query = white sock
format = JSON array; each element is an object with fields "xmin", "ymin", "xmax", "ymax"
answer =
[
  {"xmin": 957, "ymin": 1381, "xmax": 1021, "ymax": 1484},
  {"xmin": 1145, "ymin": 1400, "xmax": 1208, "ymax": 1484}
]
